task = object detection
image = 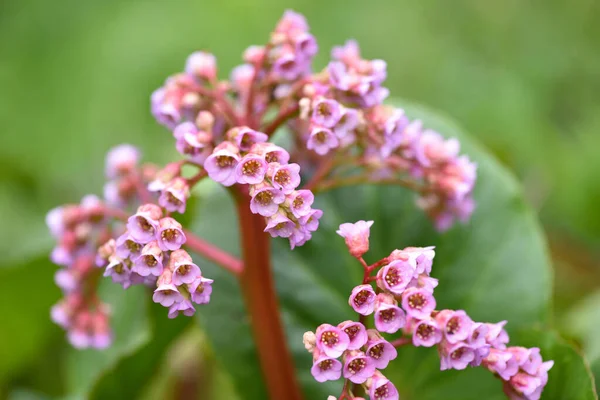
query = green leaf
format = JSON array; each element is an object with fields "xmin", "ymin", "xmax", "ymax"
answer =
[
  {"xmin": 187, "ymin": 100, "xmax": 591, "ymax": 399},
  {"xmin": 64, "ymin": 281, "xmax": 190, "ymax": 399}
]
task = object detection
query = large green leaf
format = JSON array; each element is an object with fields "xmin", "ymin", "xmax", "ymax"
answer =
[{"xmin": 188, "ymin": 100, "xmax": 595, "ymax": 399}]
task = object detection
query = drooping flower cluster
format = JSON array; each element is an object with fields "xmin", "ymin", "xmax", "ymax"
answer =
[
  {"xmin": 47, "ymin": 144, "xmax": 216, "ymax": 347},
  {"xmin": 204, "ymin": 128, "xmax": 322, "ymax": 248},
  {"xmin": 47, "ymin": 144, "xmax": 146, "ymax": 348},
  {"xmin": 304, "ymin": 221, "xmax": 553, "ymax": 400},
  {"xmin": 96, "ymin": 202, "xmax": 213, "ymax": 319},
  {"xmin": 47, "ymin": 194, "xmax": 112, "ymax": 349}
]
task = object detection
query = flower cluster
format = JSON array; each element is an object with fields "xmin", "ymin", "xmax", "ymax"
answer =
[
  {"xmin": 47, "ymin": 144, "xmax": 146, "ymax": 348},
  {"xmin": 96, "ymin": 202, "xmax": 213, "ymax": 319},
  {"xmin": 47, "ymin": 144, "xmax": 216, "ymax": 347},
  {"xmin": 204, "ymin": 128, "xmax": 322, "ymax": 248},
  {"xmin": 47, "ymin": 194, "xmax": 112, "ymax": 349},
  {"xmin": 305, "ymin": 221, "xmax": 552, "ymax": 400}
]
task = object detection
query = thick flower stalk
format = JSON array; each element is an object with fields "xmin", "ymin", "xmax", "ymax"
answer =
[
  {"xmin": 306, "ymin": 221, "xmax": 553, "ymax": 400},
  {"xmin": 47, "ymin": 9, "xmax": 487, "ymax": 400}
]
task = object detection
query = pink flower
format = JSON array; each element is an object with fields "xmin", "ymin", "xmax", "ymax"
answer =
[
  {"xmin": 185, "ymin": 51, "xmax": 217, "ymax": 81},
  {"xmin": 348, "ymin": 284, "xmax": 376, "ymax": 315},
  {"xmin": 336, "ymin": 220, "xmax": 374, "ymax": 259},
  {"xmin": 376, "ymin": 259, "xmax": 414, "ymax": 294},
  {"xmin": 115, "ymin": 232, "xmax": 143, "ymax": 259},
  {"xmin": 338, "ymin": 320, "xmax": 368, "ymax": 350},
  {"xmin": 158, "ymin": 177, "xmax": 190, "ymax": 214},
  {"xmin": 157, "ymin": 217, "xmax": 186, "ymax": 251},
  {"xmin": 315, "ymin": 323, "xmax": 350, "ymax": 358},
  {"xmin": 365, "ymin": 330, "xmax": 397, "ymax": 369},
  {"xmin": 235, "ymin": 154, "xmax": 268, "ymax": 185},
  {"xmin": 374, "ymin": 293, "xmax": 406, "ymax": 334},
  {"xmin": 205, "ymin": 145, "xmax": 241, "ymax": 187},
  {"xmin": 484, "ymin": 320, "xmax": 510, "ymax": 350},
  {"xmin": 189, "ymin": 277, "xmax": 213, "ymax": 304},
  {"xmin": 436, "ymin": 309, "xmax": 474, "ymax": 344},
  {"xmin": 310, "ymin": 349, "xmax": 342, "ymax": 383},
  {"xmin": 250, "ymin": 186, "xmax": 286, "ymax": 217},
  {"xmin": 105, "ymin": 144, "xmax": 139, "ymax": 179},
  {"xmin": 367, "ymin": 371, "xmax": 399, "ymax": 400},
  {"xmin": 229, "ymin": 127, "xmax": 268, "ymax": 152},
  {"xmin": 311, "ymin": 98, "xmax": 342, "ymax": 128},
  {"xmin": 307, "ymin": 126, "xmax": 339, "ymax": 155},
  {"xmin": 168, "ymin": 298, "xmax": 196, "ymax": 319},
  {"xmin": 269, "ymin": 163, "xmax": 301, "ymax": 194},
  {"xmin": 171, "ymin": 249, "xmax": 202, "ymax": 286},
  {"xmin": 411, "ymin": 318, "xmax": 443, "ymax": 347},
  {"xmin": 288, "ymin": 190, "xmax": 314, "ymax": 218},
  {"xmin": 440, "ymin": 342, "xmax": 476, "ymax": 371},
  {"xmin": 153, "ymin": 269, "xmax": 183, "ymax": 307},
  {"xmin": 264, "ymin": 213, "xmax": 296, "ymax": 238},
  {"xmin": 343, "ymin": 350, "xmax": 376, "ymax": 384},
  {"xmin": 127, "ymin": 204, "xmax": 163, "ymax": 244},
  {"xmin": 483, "ymin": 348, "xmax": 520, "ymax": 381},
  {"xmin": 133, "ymin": 241, "xmax": 164, "ymax": 277},
  {"xmin": 401, "ymin": 287, "xmax": 436, "ymax": 319}
]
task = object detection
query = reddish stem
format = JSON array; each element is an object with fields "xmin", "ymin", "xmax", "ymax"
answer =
[
  {"xmin": 183, "ymin": 230, "xmax": 243, "ymax": 275},
  {"xmin": 262, "ymin": 104, "xmax": 300, "ymax": 136},
  {"xmin": 234, "ymin": 188, "xmax": 302, "ymax": 400}
]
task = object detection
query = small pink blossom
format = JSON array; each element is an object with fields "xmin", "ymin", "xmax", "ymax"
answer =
[
  {"xmin": 367, "ymin": 371, "xmax": 399, "ymax": 400},
  {"xmin": 348, "ymin": 284, "xmax": 376, "ymax": 315},
  {"xmin": 343, "ymin": 350, "xmax": 375, "ymax": 384},
  {"xmin": 315, "ymin": 323, "xmax": 350, "ymax": 358},
  {"xmin": 401, "ymin": 287, "xmax": 436, "ymax": 319},
  {"xmin": 376, "ymin": 259, "xmax": 414, "ymax": 294},
  {"xmin": 374, "ymin": 293, "xmax": 406, "ymax": 333},
  {"xmin": 311, "ymin": 349, "xmax": 342, "ymax": 383},
  {"xmin": 336, "ymin": 220, "xmax": 373, "ymax": 259},
  {"xmin": 365, "ymin": 329, "xmax": 397, "ymax": 369},
  {"xmin": 157, "ymin": 217, "xmax": 186, "ymax": 251},
  {"xmin": 337, "ymin": 320, "xmax": 368, "ymax": 350}
]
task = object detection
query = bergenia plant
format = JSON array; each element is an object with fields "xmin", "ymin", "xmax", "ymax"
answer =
[{"xmin": 46, "ymin": 10, "xmax": 551, "ymax": 400}]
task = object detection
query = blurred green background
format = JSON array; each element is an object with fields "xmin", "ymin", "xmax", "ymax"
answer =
[{"xmin": 1, "ymin": 0, "xmax": 599, "ymax": 398}]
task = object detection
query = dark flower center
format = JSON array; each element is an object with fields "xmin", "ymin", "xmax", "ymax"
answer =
[
  {"xmin": 274, "ymin": 170, "xmax": 291, "ymax": 185},
  {"xmin": 416, "ymin": 323, "xmax": 435, "ymax": 340},
  {"xmin": 321, "ymin": 331, "xmax": 339, "ymax": 347},
  {"xmin": 379, "ymin": 309, "xmax": 396, "ymax": 323},
  {"xmin": 216, "ymin": 155, "xmax": 235, "ymax": 168},
  {"xmin": 318, "ymin": 359, "xmax": 332, "ymax": 371},
  {"xmin": 353, "ymin": 289, "xmax": 372, "ymax": 307},
  {"xmin": 242, "ymin": 160, "xmax": 261, "ymax": 175},
  {"xmin": 447, "ymin": 317, "xmax": 460, "ymax": 335},
  {"xmin": 344, "ymin": 325, "xmax": 359, "ymax": 341},
  {"xmin": 144, "ymin": 255, "xmax": 157, "ymax": 267},
  {"xmin": 408, "ymin": 293, "xmax": 426, "ymax": 309},
  {"xmin": 256, "ymin": 191, "xmax": 273, "ymax": 205},
  {"xmin": 347, "ymin": 358, "xmax": 366, "ymax": 374},
  {"xmin": 368, "ymin": 343, "xmax": 383, "ymax": 359}
]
